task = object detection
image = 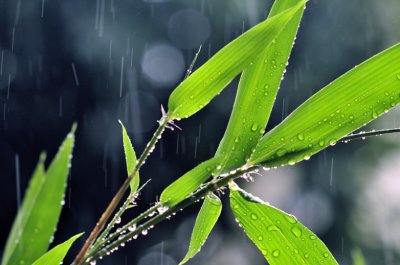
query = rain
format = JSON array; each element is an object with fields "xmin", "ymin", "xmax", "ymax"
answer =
[{"xmin": 0, "ymin": 0, "xmax": 400, "ymax": 264}]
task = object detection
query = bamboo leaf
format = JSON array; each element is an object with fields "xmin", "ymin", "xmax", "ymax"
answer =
[
  {"xmin": 248, "ymin": 43, "xmax": 400, "ymax": 167},
  {"xmin": 2, "ymin": 125, "xmax": 76, "ymax": 265},
  {"xmin": 230, "ymin": 186, "xmax": 338, "ymax": 265},
  {"xmin": 119, "ymin": 120, "xmax": 140, "ymax": 193},
  {"xmin": 32, "ymin": 233, "xmax": 83, "ymax": 265},
  {"xmin": 160, "ymin": 157, "xmax": 222, "ymax": 206},
  {"xmin": 180, "ymin": 193, "xmax": 222, "ymax": 265},
  {"xmin": 167, "ymin": 1, "xmax": 307, "ymax": 120},
  {"xmin": 351, "ymin": 248, "xmax": 367, "ymax": 265},
  {"xmin": 214, "ymin": 0, "xmax": 305, "ymax": 173}
]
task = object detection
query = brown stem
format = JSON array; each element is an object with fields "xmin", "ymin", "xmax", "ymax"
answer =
[{"xmin": 72, "ymin": 117, "xmax": 169, "ymax": 265}]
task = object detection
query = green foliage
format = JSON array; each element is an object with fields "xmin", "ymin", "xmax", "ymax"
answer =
[
  {"xmin": 248, "ymin": 43, "xmax": 400, "ymax": 167},
  {"xmin": 32, "ymin": 233, "xmax": 83, "ymax": 265},
  {"xmin": 167, "ymin": 1, "xmax": 306, "ymax": 120},
  {"xmin": 119, "ymin": 120, "xmax": 140, "ymax": 193},
  {"xmin": 160, "ymin": 157, "xmax": 222, "ymax": 206},
  {"xmin": 214, "ymin": 0, "xmax": 305, "ymax": 173},
  {"xmin": 2, "ymin": 125, "xmax": 76, "ymax": 265},
  {"xmin": 351, "ymin": 248, "xmax": 367, "ymax": 265},
  {"xmin": 230, "ymin": 186, "xmax": 338, "ymax": 265},
  {"xmin": 180, "ymin": 193, "xmax": 222, "ymax": 264}
]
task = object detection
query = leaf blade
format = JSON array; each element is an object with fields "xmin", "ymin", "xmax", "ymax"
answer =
[
  {"xmin": 2, "ymin": 125, "xmax": 76, "ymax": 265},
  {"xmin": 214, "ymin": 0, "xmax": 305, "ymax": 172},
  {"xmin": 168, "ymin": 1, "xmax": 307, "ymax": 120},
  {"xmin": 119, "ymin": 120, "xmax": 139, "ymax": 193},
  {"xmin": 160, "ymin": 157, "xmax": 221, "ymax": 206},
  {"xmin": 248, "ymin": 43, "xmax": 400, "ymax": 166},
  {"xmin": 230, "ymin": 187, "xmax": 338, "ymax": 265},
  {"xmin": 32, "ymin": 233, "xmax": 83, "ymax": 265},
  {"xmin": 180, "ymin": 193, "xmax": 222, "ymax": 265}
]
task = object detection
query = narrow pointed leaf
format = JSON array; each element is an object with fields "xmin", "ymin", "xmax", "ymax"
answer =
[
  {"xmin": 2, "ymin": 125, "xmax": 76, "ymax": 265},
  {"xmin": 180, "ymin": 193, "xmax": 222, "ymax": 265},
  {"xmin": 214, "ymin": 0, "xmax": 305, "ymax": 172},
  {"xmin": 32, "ymin": 233, "xmax": 83, "ymax": 265},
  {"xmin": 160, "ymin": 157, "xmax": 221, "ymax": 206},
  {"xmin": 248, "ymin": 43, "xmax": 400, "ymax": 167},
  {"xmin": 230, "ymin": 187, "xmax": 338, "ymax": 265},
  {"xmin": 351, "ymin": 248, "xmax": 366, "ymax": 265},
  {"xmin": 168, "ymin": 1, "xmax": 306, "ymax": 120},
  {"xmin": 119, "ymin": 120, "xmax": 139, "ymax": 193}
]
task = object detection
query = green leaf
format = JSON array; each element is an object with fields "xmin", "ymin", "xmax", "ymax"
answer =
[
  {"xmin": 160, "ymin": 157, "xmax": 222, "ymax": 207},
  {"xmin": 32, "ymin": 233, "xmax": 83, "ymax": 265},
  {"xmin": 214, "ymin": 0, "xmax": 305, "ymax": 173},
  {"xmin": 167, "ymin": 1, "xmax": 307, "ymax": 120},
  {"xmin": 248, "ymin": 43, "xmax": 400, "ymax": 167},
  {"xmin": 230, "ymin": 186, "xmax": 338, "ymax": 265},
  {"xmin": 2, "ymin": 125, "xmax": 76, "ymax": 265},
  {"xmin": 119, "ymin": 120, "xmax": 140, "ymax": 193},
  {"xmin": 351, "ymin": 248, "xmax": 367, "ymax": 265},
  {"xmin": 180, "ymin": 193, "xmax": 222, "ymax": 265}
]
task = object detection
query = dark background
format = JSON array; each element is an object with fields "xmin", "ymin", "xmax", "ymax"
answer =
[{"xmin": 1, "ymin": 0, "xmax": 400, "ymax": 264}]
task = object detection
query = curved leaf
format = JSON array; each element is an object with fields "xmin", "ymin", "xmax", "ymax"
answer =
[
  {"xmin": 180, "ymin": 193, "xmax": 222, "ymax": 265},
  {"xmin": 32, "ymin": 233, "xmax": 83, "ymax": 265},
  {"xmin": 167, "ymin": 1, "xmax": 307, "ymax": 120},
  {"xmin": 248, "ymin": 43, "xmax": 400, "ymax": 167},
  {"xmin": 2, "ymin": 125, "xmax": 76, "ymax": 265},
  {"xmin": 119, "ymin": 120, "xmax": 139, "ymax": 193},
  {"xmin": 230, "ymin": 186, "xmax": 338, "ymax": 265},
  {"xmin": 160, "ymin": 157, "xmax": 222, "ymax": 206},
  {"xmin": 214, "ymin": 0, "xmax": 305, "ymax": 173}
]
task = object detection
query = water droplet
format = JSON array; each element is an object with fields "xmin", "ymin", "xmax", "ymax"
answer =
[
  {"xmin": 272, "ymin": 249, "xmax": 280, "ymax": 257},
  {"xmin": 264, "ymin": 84, "xmax": 270, "ymax": 89},
  {"xmin": 142, "ymin": 229, "xmax": 148, "ymax": 235},
  {"xmin": 189, "ymin": 95, "xmax": 194, "ymax": 99},
  {"xmin": 304, "ymin": 253, "xmax": 310, "ymax": 259},
  {"xmin": 297, "ymin": 133, "xmax": 305, "ymax": 141},
  {"xmin": 396, "ymin": 73, "xmax": 400, "ymax": 80},
  {"xmin": 372, "ymin": 111, "xmax": 378, "ymax": 119},
  {"xmin": 234, "ymin": 137, "xmax": 240, "ymax": 143},
  {"xmin": 267, "ymin": 225, "xmax": 281, "ymax": 232},
  {"xmin": 233, "ymin": 204, "xmax": 240, "ymax": 209},
  {"xmin": 329, "ymin": 139, "xmax": 336, "ymax": 146},
  {"xmin": 309, "ymin": 235, "xmax": 316, "ymax": 240},
  {"xmin": 323, "ymin": 252, "xmax": 329, "ymax": 258},
  {"xmin": 251, "ymin": 123, "xmax": 258, "ymax": 132},
  {"xmin": 318, "ymin": 140, "xmax": 325, "ymax": 147},
  {"xmin": 257, "ymin": 235, "xmax": 263, "ymax": 241},
  {"xmin": 259, "ymin": 129, "xmax": 264, "ymax": 135},
  {"xmin": 291, "ymin": 227, "xmax": 302, "ymax": 238},
  {"xmin": 285, "ymin": 215, "xmax": 297, "ymax": 224},
  {"xmin": 251, "ymin": 213, "xmax": 259, "ymax": 220},
  {"xmin": 261, "ymin": 249, "xmax": 268, "ymax": 255},
  {"xmin": 276, "ymin": 148, "xmax": 287, "ymax": 157}
]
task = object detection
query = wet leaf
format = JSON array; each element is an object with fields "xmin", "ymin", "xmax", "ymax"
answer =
[
  {"xmin": 248, "ymin": 43, "xmax": 400, "ymax": 167},
  {"xmin": 32, "ymin": 233, "xmax": 83, "ymax": 265},
  {"xmin": 167, "ymin": 1, "xmax": 307, "ymax": 120},
  {"xmin": 2, "ymin": 125, "xmax": 76, "ymax": 265},
  {"xmin": 214, "ymin": 0, "xmax": 305, "ymax": 173},
  {"xmin": 119, "ymin": 120, "xmax": 140, "ymax": 193},
  {"xmin": 230, "ymin": 186, "xmax": 338, "ymax": 265},
  {"xmin": 180, "ymin": 193, "xmax": 222, "ymax": 264},
  {"xmin": 160, "ymin": 157, "xmax": 222, "ymax": 206}
]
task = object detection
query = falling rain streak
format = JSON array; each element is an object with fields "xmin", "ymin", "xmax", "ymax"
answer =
[
  {"xmin": 71, "ymin": 63, "xmax": 80, "ymax": 86},
  {"xmin": 120, "ymin": 56, "xmax": 124, "ymax": 97},
  {"xmin": 15, "ymin": 154, "xmax": 21, "ymax": 209}
]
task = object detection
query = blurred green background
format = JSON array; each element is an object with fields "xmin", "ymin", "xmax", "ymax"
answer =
[{"xmin": 1, "ymin": 0, "xmax": 400, "ymax": 264}]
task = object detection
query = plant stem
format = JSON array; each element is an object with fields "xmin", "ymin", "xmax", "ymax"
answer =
[
  {"xmin": 87, "ymin": 165, "xmax": 259, "ymax": 262},
  {"xmin": 85, "ymin": 203, "xmax": 160, "ymax": 259},
  {"xmin": 72, "ymin": 117, "xmax": 170, "ymax": 265},
  {"xmin": 341, "ymin": 128, "xmax": 400, "ymax": 142}
]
